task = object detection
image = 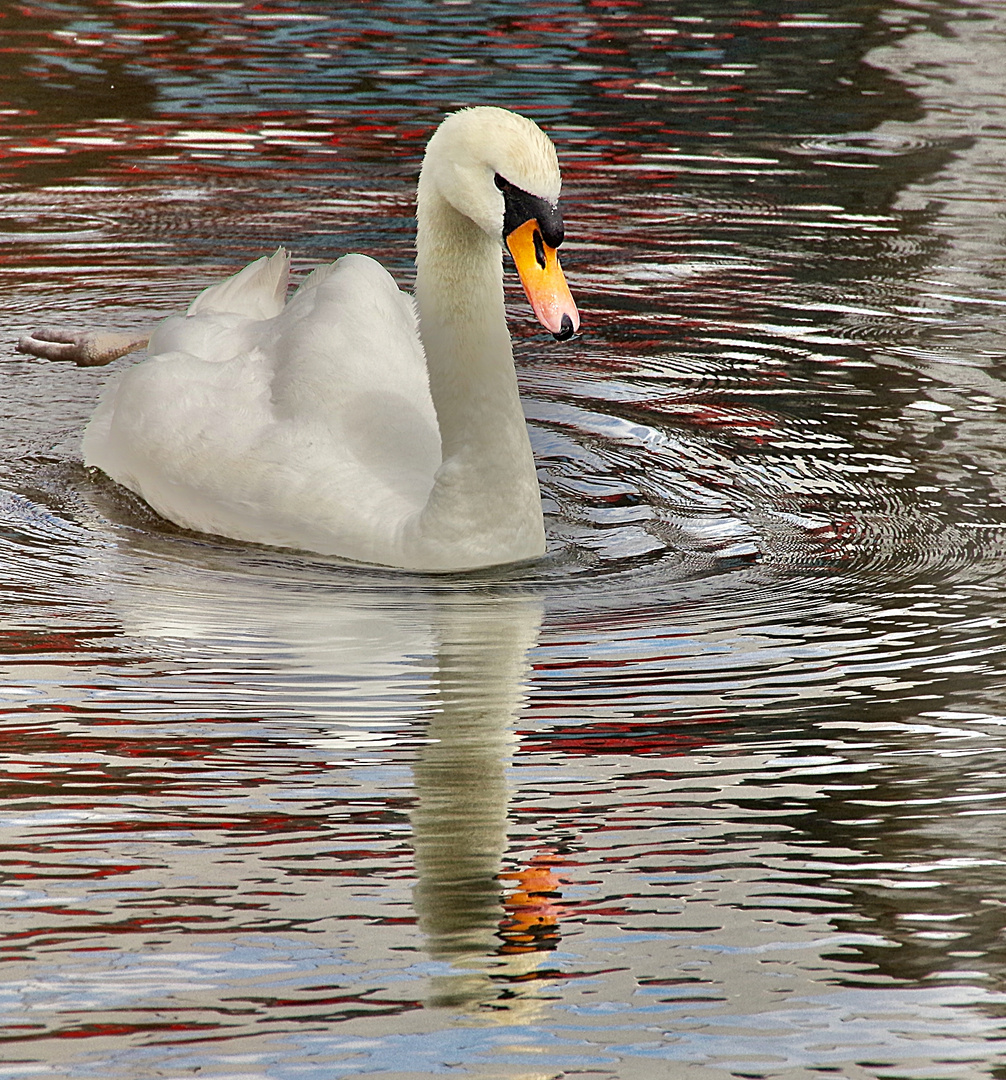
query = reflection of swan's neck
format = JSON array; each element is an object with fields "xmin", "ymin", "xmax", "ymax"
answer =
[
  {"xmin": 413, "ymin": 186, "xmax": 544, "ymax": 562},
  {"xmin": 410, "ymin": 596, "xmax": 542, "ymax": 981}
]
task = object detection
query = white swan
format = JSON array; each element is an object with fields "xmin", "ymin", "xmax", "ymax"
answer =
[{"xmin": 21, "ymin": 107, "xmax": 578, "ymax": 571}]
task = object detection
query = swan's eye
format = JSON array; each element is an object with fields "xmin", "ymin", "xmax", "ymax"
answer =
[
  {"xmin": 497, "ymin": 173, "xmax": 564, "ymax": 250},
  {"xmin": 532, "ymin": 228, "xmax": 546, "ymax": 270}
]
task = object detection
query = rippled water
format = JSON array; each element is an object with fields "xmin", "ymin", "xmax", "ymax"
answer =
[{"xmin": 3, "ymin": 2, "xmax": 1006, "ymax": 1078}]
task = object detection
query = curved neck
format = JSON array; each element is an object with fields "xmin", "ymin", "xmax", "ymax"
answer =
[
  {"xmin": 415, "ymin": 187, "xmax": 527, "ymax": 461},
  {"xmin": 410, "ymin": 180, "xmax": 544, "ymax": 567}
]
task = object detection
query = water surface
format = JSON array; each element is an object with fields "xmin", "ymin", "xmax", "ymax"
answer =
[{"xmin": 3, "ymin": 2, "xmax": 1006, "ymax": 1078}]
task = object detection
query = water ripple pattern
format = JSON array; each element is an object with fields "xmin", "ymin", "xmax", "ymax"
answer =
[{"xmin": 3, "ymin": 2, "xmax": 1006, "ymax": 1079}]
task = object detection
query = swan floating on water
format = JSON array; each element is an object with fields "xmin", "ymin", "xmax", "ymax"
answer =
[{"xmin": 19, "ymin": 107, "xmax": 579, "ymax": 571}]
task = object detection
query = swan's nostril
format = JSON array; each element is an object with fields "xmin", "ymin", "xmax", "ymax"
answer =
[
  {"xmin": 553, "ymin": 313, "xmax": 575, "ymax": 341},
  {"xmin": 533, "ymin": 228, "xmax": 546, "ymax": 270}
]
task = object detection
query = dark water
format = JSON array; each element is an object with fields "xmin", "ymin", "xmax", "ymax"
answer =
[{"xmin": 3, "ymin": 2, "xmax": 1006, "ymax": 1078}]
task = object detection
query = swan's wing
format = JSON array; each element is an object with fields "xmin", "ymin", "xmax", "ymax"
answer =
[
  {"xmin": 145, "ymin": 248, "xmax": 292, "ymax": 365},
  {"xmin": 269, "ymin": 253, "xmax": 430, "ymax": 423},
  {"xmin": 84, "ymin": 253, "xmax": 441, "ymax": 562},
  {"xmin": 187, "ymin": 247, "xmax": 290, "ymax": 319}
]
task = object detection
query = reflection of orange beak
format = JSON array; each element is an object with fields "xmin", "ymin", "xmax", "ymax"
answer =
[
  {"xmin": 505, "ymin": 219, "xmax": 580, "ymax": 341},
  {"xmin": 499, "ymin": 864, "xmax": 563, "ymax": 954}
]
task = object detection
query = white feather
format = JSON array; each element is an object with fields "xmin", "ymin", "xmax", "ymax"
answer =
[{"xmin": 83, "ymin": 107, "xmax": 569, "ymax": 570}]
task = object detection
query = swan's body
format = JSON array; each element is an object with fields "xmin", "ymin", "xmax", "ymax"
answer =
[{"xmin": 57, "ymin": 107, "xmax": 579, "ymax": 571}]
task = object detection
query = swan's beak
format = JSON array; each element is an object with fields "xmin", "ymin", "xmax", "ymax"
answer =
[{"xmin": 505, "ymin": 219, "xmax": 580, "ymax": 341}]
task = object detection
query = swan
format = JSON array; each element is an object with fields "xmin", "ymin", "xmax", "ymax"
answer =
[{"xmin": 19, "ymin": 107, "xmax": 579, "ymax": 571}]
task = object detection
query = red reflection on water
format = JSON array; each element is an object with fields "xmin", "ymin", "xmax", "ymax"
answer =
[{"xmin": 521, "ymin": 717, "xmax": 723, "ymax": 758}]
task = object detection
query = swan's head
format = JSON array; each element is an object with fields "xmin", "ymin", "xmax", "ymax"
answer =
[{"xmin": 419, "ymin": 106, "xmax": 580, "ymax": 341}]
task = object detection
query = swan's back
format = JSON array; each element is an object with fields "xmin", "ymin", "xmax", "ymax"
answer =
[{"xmin": 84, "ymin": 251, "xmax": 442, "ymax": 563}]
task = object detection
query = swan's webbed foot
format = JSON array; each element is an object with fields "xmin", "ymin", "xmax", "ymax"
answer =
[{"xmin": 17, "ymin": 327, "xmax": 149, "ymax": 367}]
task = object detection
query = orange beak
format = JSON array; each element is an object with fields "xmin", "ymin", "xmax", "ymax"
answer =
[{"xmin": 505, "ymin": 218, "xmax": 580, "ymax": 341}]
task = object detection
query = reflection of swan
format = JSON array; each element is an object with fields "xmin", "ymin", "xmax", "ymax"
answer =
[
  {"xmin": 20, "ymin": 107, "xmax": 579, "ymax": 571},
  {"xmin": 409, "ymin": 592, "xmax": 552, "ymax": 1010},
  {"xmin": 100, "ymin": 546, "xmax": 549, "ymax": 1012},
  {"xmin": 411, "ymin": 596, "xmax": 538, "ymax": 954}
]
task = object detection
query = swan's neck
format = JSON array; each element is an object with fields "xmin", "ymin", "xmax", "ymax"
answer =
[
  {"xmin": 413, "ymin": 187, "xmax": 544, "ymax": 565},
  {"xmin": 416, "ymin": 192, "xmax": 522, "ymax": 459}
]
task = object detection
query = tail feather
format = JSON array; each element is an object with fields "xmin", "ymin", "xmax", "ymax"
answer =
[{"xmin": 187, "ymin": 248, "xmax": 290, "ymax": 320}]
